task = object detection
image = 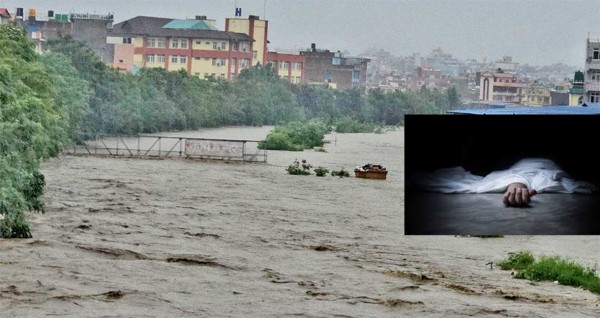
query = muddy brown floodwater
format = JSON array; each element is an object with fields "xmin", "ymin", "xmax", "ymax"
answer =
[{"xmin": 1, "ymin": 126, "xmax": 600, "ymax": 317}]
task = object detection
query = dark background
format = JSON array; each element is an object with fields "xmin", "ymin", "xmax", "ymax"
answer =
[{"xmin": 405, "ymin": 115, "xmax": 600, "ymax": 187}]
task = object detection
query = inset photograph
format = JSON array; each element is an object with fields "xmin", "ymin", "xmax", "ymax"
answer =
[{"xmin": 405, "ymin": 114, "xmax": 600, "ymax": 235}]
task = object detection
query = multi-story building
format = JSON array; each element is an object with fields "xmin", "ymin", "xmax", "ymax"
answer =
[
  {"xmin": 478, "ymin": 71, "xmax": 528, "ymax": 103},
  {"xmin": 584, "ymin": 37, "xmax": 600, "ymax": 103},
  {"xmin": 11, "ymin": 7, "xmax": 114, "ymax": 61},
  {"xmin": 407, "ymin": 66, "xmax": 450, "ymax": 91},
  {"xmin": 265, "ymin": 51, "xmax": 304, "ymax": 83},
  {"xmin": 522, "ymin": 85, "xmax": 551, "ymax": 106},
  {"xmin": 299, "ymin": 43, "xmax": 370, "ymax": 89},
  {"xmin": 494, "ymin": 56, "xmax": 518, "ymax": 73},
  {"xmin": 225, "ymin": 15, "xmax": 267, "ymax": 67},
  {"xmin": 108, "ymin": 15, "xmax": 254, "ymax": 79}
]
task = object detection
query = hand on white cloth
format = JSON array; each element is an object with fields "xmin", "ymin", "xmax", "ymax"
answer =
[{"xmin": 503, "ymin": 182, "xmax": 537, "ymax": 207}]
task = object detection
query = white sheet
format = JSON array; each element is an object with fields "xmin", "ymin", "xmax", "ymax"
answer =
[{"xmin": 411, "ymin": 158, "xmax": 597, "ymax": 194}]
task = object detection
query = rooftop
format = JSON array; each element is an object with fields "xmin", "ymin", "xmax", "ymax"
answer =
[
  {"xmin": 0, "ymin": 8, "xmax": 10, "ymax": 18},
  {"xmin": 110, "ymin": 16, "xmax": 252, "ymax": 42},
  {"xmin": 162, "ymin": 19, "xmax": 217, "ymax": 31}
]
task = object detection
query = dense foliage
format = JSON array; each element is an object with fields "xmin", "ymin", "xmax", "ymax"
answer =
[
  {"xmin": 0, "ymin": 25, "xmax": 71, "ymax": 237},
  {"xmin": 258, "ymin": 120, "xmax": 330, "ymax": 151}
]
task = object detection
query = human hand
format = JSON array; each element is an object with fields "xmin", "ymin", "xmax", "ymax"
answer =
[{"xmin": 503, "ymin": 182, "xmax": 536, "ymax": 207}]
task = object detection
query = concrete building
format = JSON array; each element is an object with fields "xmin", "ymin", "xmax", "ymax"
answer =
[
  {"xmin": 11, "ymin": 8, "xmax": 114, "ymax": 61},
  {"xmin": 494, "ymin": 56, "xmax": 518, "ymax": 73},
  {"xmin": 225, "ymin": 15, "xmax": 267, "ymax": 67},
  {"xmin": 522, "ymin": 85, "xmax": 551, "ymax": 106},
  {"xmin": 299, "ymin": 43, "xmax": 370, "ymax": 89},
  {"xmin": 265, "ymin": 51, "xmax": 304, "ymax": 83},
  {"xmin": 478, "ymin": 71, "xmax": 528, "ymax": 103},
  {"xmin": 584, "ymin": 37, "xmax": 600, "ymax": 103},
  {"xmin": 108, "ymin": 15, "xmax": 253, "ymax": 79},
  {"xmin": 408, "ymin": 66, "xmax": 450, "ymax": 91}
]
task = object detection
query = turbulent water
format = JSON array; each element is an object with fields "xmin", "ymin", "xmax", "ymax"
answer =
[{"xmin": 1, "ymin": 126, "xmax": 599, "ymax": 317}]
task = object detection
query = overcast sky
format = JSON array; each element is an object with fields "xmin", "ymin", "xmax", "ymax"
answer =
[{"xmin": 2, "ymin": 0, "xmax": 599, "ymax": 66}]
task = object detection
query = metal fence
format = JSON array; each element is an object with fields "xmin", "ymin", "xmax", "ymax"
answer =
[{"xmin": 64, "ymin": 135, "xmax": 267, "ymax": 163}]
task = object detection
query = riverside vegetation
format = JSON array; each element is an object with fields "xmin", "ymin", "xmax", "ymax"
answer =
[
  {"xmin": 499, "ymin": 251, "xmax": 600, "ymax": 294},
  {"xmin": 0, "ymin": 25, "xmax": 461, "ymax": 237}
]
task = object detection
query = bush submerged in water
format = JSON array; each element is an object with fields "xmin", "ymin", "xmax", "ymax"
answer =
[
  {"xmin": 314, "ymin": 167, "xmax": 329, "ymax": 177},
  {"xmin": 287, "ymin": 160, "xmax": 312, "ymax": 175},
  {"xmin": 259, "ymin": 120, "xmax": 330, "ymax": 151},
  {"xmin": 331, "ymin": 168, "xmax": 351, "ymax": 177}
]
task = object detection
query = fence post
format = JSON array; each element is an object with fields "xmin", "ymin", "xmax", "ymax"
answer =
[
  {"xmin": 137, "ymin": 135, "xmax": 140, "ymax": 156},
  {"xmin": 158, "ymin": 137, "xmax": 162, "ymax": 157},
  {"xmin": 116, "ymin": 135, "xmax": 119, "ymax": 156},
  {"xmin": 179, "ymin": 138, "xmax": 183, "ymax": 157}
]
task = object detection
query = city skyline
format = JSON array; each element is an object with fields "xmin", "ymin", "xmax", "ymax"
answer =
[{"xmin": 1, "ymin": 0, "xmax": 599, "ymax": 67}]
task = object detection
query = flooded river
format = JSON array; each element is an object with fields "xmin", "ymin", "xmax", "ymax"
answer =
[{"xmin": 1, "ymin": 126, "xmax": 599, "ymax": 317}]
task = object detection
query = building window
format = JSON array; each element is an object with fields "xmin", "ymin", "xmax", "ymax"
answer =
[
  {"xmin": 590, "ymin": 92, "xmax": 600, "ymax": 103},
  {"xmin": 232, "ymin": 43, "xmax": 238, "ymax": 51},
  {"xmin": 213, "ymin": 41, "xmax": 218, "ymax": 50},
  {"xmin": 253, "ymin": 51, "xmax": 257, "ymax": 59},
  {"xmin": 171, "ymin": 55, "xmax": 178, "ymax": 63},
  {"xmin": 267, "ymin": 61, "xmax": 277, "ymax": 68},
  {"xmin": 591, "ymin": 71, "xmax": 600, "ymax": 82},
  {"xmin": 280, "ymin": 62, "xmax": 288, "ymax": 70},
  {"xmin": 594, "ymin": 49, "xmax": 600, "ymax": 60},
  {"xmin": 122, "ymin": 37, "xmax": 132, "ymax": 44},
  {"xmin": 195, "ymin": 40, "xmax": 202, "ymax": 45},
  {"xmin": 352, "ymin": 70, "xmax": 360, "ymax": 85},
  {"xmin": 180, "ymin": 56, "xmax": 187, "ymax": 64},
  {"xmin": 240, "ymin": 43, "xmax": 249, "ymax": 52},
  {"xmin": 147, "ymin": 37, "xmax": 165, "ymax": 48},
  {"xmin": 171, "ymin": 38, "xmax": 187, "ymax": 49},
  {"xmin": 293, "ymin": 62, "xmax": 302, "ymax": 70},
  {"xmin": 221, "ymin": 42, "xmax": 226, "ymax": 50},
  {"xmin": 240, "ymin": 59, "xmax": 249, "ymax": 68},
  {"xmin": 157, "ymin": 54, "xmax": 165, "ymax": 63},
  {"xmin": 212, "ymin": 58, "xmax": 217, "ymax": 66},
  {"xmin": 220, "ymin": 73, "xmax": 225, "ymax": 79},
  {"xmin": 146, "ymin": 54, "xmax": 155, "ymax": 63},
  {"xmin": 194, "ymin": 57, "xmax": 201, "ymax": 60}
]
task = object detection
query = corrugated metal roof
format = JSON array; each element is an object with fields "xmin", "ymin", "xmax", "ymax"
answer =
[
  {"xmin": 162, "ymin": 19, "xmax": 218, "ymax": 31},
  {"xmin": 110, "ymin": 16, "xmax": 252, "ymax": 42},
  {"xmin": 448, "ymin": 106, "xmax": 600, "ymax": 115}
]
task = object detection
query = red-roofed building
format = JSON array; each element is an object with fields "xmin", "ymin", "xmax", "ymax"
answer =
[{"xmin": 0, "ymin": 8, "xmax": 11, "ymax": 24}]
